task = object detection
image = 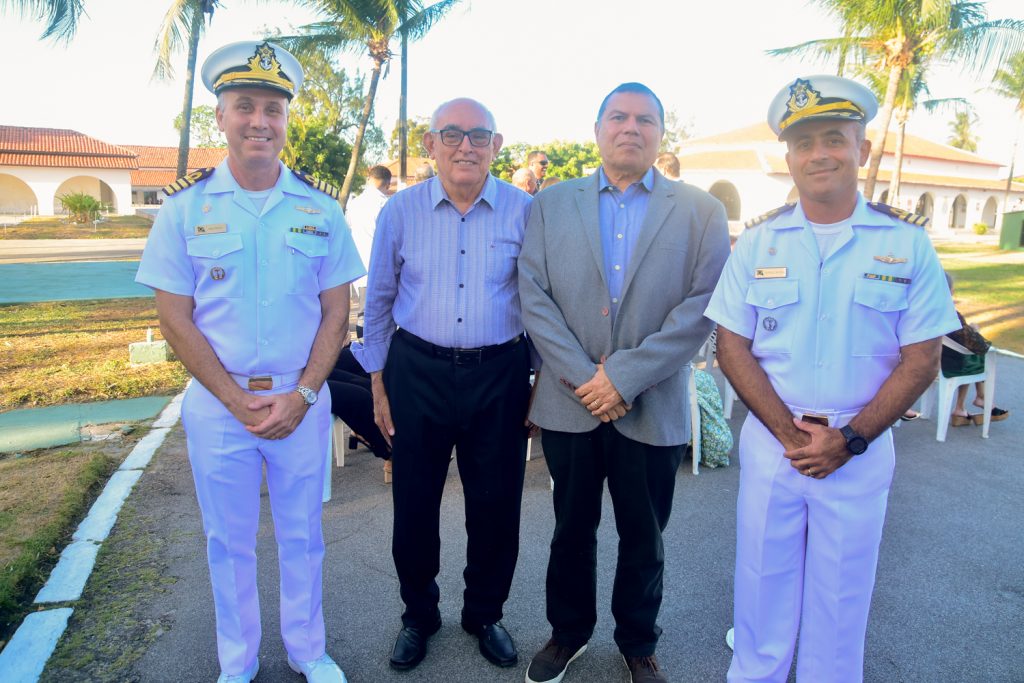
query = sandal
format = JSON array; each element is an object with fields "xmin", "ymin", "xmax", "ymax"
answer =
[
  {"xmin": 950, "ymin": 414, "xmax": 974, "ymax": 427},
  {"xmin": 971, "ymin": 408, "xmax": 1009, "ymax": 424},
  {"xmin": 900, "ymin": 410, "xmax": 920, "ymax": 421}
]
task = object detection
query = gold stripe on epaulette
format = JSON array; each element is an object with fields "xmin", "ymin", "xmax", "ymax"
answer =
[
  {"xmin": 163, "ymin": 167, "xmax": 215, "ymax": 197},
  {"xmin": 867, "ymin": 201, "xmax": 930, "ymax": 228},
  {"xmin": 745, "ymin": 202, "xmax": 796, "ymax": 229}
]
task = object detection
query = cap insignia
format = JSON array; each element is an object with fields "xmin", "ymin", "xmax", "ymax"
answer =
[{"xmin": 787, "ymin": 79, "xmax": 821, "ymax": 114}]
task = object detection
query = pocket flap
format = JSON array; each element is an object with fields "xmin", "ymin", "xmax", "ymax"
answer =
[
  {"xmin": 745, "ymin": 279, "xmax": 799, "ymax": 309},
  {"xmin": 854, "ymin": 278, "xmax": 908, "ymax": 313},
  {"xmin": 185, "ymin": 232, "xmax": 243, "ymax": 259},
  {"xmin": 285, "ymin": 231, "xmax": 329, "ymax": 257}
]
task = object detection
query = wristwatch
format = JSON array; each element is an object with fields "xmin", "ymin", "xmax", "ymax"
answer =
[
  {"xmin": 295, "ymin": 385, "xmax": 318, "ymax": 407},
  {"xmin": 840, "ymin": 424, "xmax": 868, "ymax": 455}
]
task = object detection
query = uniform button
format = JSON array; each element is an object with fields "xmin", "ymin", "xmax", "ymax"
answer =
[
  {"xmin": 612, "ymin": 297, "xmax": 618, "ymax": 303},
  {"xmin": 261, "ymin": 339, "xmax": 269, "ymax": 346},
  {"xmin": 766, "ymin": 298, "xmax": 774, "ymax": 306},
  {"xmin": 619, "ymin": 203, "xmax": 625, "ymax": 209},
  {"xmin": 617, "ymin": 233, "xmax": 623, "ymax": 239},
  {"xmin": 822, "ymin": 268, "xmax": 830, "ymax": 274},
  {"xmin": 212, "ymin": 250, "xmax": 221, "ymax": 257},
  {"xmin": 880, "ymin": 300, "xmax": 887, "ymax": 308},
  {"xmin": 614, "ymin": 264, "xmax": 621, "ymax": 271},
  {"xmin": 261, "ymin": 300, "xmax": 269, "ymax": 307},
  {"xmin": 819, "ymin": 313, "xmax": 827, "ymax": 321},
  {"xmin": 817, "ymin": 361, "xmax": 824, "ymax": 367},
  {"xmin": 260, "ymin": 260, "xmax": 268, "ymax": 267}
]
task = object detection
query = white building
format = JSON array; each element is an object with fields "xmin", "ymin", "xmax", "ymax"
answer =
[{"xmin": 677, "ymin": 122, "xmax": 1024, "ymax": 233}]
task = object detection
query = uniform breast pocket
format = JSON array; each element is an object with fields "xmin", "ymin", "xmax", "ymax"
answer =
[
  {"xmin": 284, "ymin": 232, "xmax": 328, "ymax": 295},
  {"xmin": 186, "ymin": 233, "xmax": 244, "ymax": 299},
  {"xmin": 485, "ymin": 241, "xmax": 521, "ymax": 284},
  {"xmin": 745, "ymin": 278, "xmax": 799, "ymax": 356},
  {"xmin": 851, "ymin": 278, "xmax": 906, "ymax": 357}
]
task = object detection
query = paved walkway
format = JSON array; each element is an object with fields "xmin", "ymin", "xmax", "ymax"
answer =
[
  {"xmin": 23, "ymin": 356, "xmax": 1022, "ymax": 683},
  {"xmin": 0, "ymin": 397, "xmax": 171, "ymax": 453},
  {"xmin": 0, "ymin": 239, "xmax": 146, "ymax": 264}
]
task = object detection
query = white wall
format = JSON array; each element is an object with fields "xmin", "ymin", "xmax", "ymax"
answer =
[{"xmin": 0, "ymin": 166, "xmax": 132, "ymax": 216}]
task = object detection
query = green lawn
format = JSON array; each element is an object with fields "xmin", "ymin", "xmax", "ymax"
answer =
[
  {"xmin": 0, "ymin": 215, "xmax": 153, "ymax": 240},
  {"xmin": 935, "ymin": 244, "xmax": 1023, "ymax": 355}
]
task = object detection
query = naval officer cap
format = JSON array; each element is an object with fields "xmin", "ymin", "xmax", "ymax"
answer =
[
  {"xmin": 767, "ymin": 74, "xmax": 878, "ymax": 140},
  {"xmin": 201, "ymin": 40, "xmax": 303, "ymax": 100}
]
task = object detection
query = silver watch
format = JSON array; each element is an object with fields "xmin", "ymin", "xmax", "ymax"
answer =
[{"xmin": 295, "ymin": 385, "xmax": 318, "ymax": 407}]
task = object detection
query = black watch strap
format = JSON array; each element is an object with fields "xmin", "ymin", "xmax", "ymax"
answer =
[{"xmin": 840, "ymin": 424, "xmax": 868, "ymax": 455}]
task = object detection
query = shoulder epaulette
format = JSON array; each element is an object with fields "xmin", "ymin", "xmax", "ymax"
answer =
[
  {"xmin": 292, "ymin": 169, "xmax": 340, "ymax": 199},
  {"xmin": 744, "ymin": 203, "xmax": 796, "ymax": 229},
  {"xmin": 867, "ymin": 201, "xmax": 929, "ymax": 227},
  {"xmin": 162, "ymin": 167, "xmax": 215, "ymax": 196}
]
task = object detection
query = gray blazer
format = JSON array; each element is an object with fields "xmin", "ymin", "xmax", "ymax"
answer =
[{"xmin": 518, "ymin": 169, "xmax": 730, "ymax": 446}]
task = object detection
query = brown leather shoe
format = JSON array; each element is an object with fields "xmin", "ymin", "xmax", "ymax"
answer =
[
  {"xmin": 623, "ymin": 654, "xmax": 668, "ymax": 683},
  {"xmin": 525, "ymin": 639, "xmax": 587, "ymax": 683}
]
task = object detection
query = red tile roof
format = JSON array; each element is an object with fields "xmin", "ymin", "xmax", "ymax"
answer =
[
  {"xmin": 123, "ymin": 145, "xmax": 227, "ymax": 171},
  {"xmin": 0, "ymin": 125, "xmax": 138, "ymax": 169}
]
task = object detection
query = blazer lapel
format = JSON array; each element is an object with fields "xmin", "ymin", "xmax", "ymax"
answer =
[
  {"xmin": 621, "ymin": 172, "xmax": 675, "ymax": 298},
  {"xmin": 575, "ymin": 172, "xmax": 607, "ymax": 289}
]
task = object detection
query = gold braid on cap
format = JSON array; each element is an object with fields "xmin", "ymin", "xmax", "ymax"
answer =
[
  {"xmin": 779, "ymin": 78, "xmax": 864, "ymax": 133},
  {"xmin": 213, "ymin": 42, "xmax": 294, "ymax": 95}
]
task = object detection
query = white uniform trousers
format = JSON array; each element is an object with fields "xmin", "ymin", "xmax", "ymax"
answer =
[
  {"xmin": 181, "ymin": 379, "xmax": 331, "ymax": 676},
  {"xmin": 727, "ymin": 411, "xmax": 895, "ymax": 683}
]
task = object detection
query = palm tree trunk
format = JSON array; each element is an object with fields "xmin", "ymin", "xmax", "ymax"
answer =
[
  {"xmin": 399, "ymin": 27, "xmax": 408, "ymax": 187},
  {"xmin": 887, "ymin": 109, "xmax": 908, "ymax": 207},
  {"xmin": 339, "ymin": 60, "xmax": 382, "ymax": 209},
  {"xmin": 864, "ymin": 64, "xmax": 903, "ymax": 199},
  {"xmin": 175, "ymin": 7, "xmax": 204, "ymax": 178},
  {"xmin": 1003, "ymin": 117, "xmax": 1021, "ymax": 214}
]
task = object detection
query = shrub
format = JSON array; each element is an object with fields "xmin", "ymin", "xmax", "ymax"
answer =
[
  {"xmin": 972, "ymin": 222, "xmax": 989, "ymax": 235},
  {"xmin": 58, "ymin": 192, "xmax": 103, "ymax": 224}
]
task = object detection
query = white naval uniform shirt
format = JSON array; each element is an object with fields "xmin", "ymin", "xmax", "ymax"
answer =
[
  {"xmin": 705, "ymin": 194, "xmax": 959, "ymax": 411},
  {"xmin": 136, "ymin": 160, "xmax": 366, "ymax": 376}
]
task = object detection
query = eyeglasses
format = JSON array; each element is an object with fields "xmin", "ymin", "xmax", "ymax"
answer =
[
  {"xmin": 431, "ymin": 127, "xmax": 494, "ymax": 147},
  {"xmin": 537, "ymin": 160, "xmax": 549, "ymax": 166}
]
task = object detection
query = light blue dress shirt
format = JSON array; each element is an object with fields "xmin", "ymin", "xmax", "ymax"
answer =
[
  {"xmin": 598, "ymin": 167, "xmax": 654, "ymax": 320},
  {"xmin": 352, "ymin": 175, "xmax": 532, "ymax": 374},
  {"xmin": 136, "ymin": 160, "xmax": 365, "ymax": 375},
  {"xmin": 705, "ymin": 194, "xmax": 959, "ymax": 411}
]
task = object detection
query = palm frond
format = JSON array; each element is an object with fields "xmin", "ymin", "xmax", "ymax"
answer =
[
  {"xmin": 1, "ymin": 0, "xmax": 87, "ymax": 42},
  {"xmin": 152, "ymin": 0, "xmax": 195, "ymax": 81}
]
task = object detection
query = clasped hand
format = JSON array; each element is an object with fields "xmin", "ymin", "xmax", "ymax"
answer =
[
  {"xmin": 575, "ymin": 362, "xmax": 631, "ymax": 422},
  {"xmin": 241, "ymin": 391, "xmax": 308, "ymax": 440},
  {"xmin": 782, "ymin": 418, "xmax": 851, "ymax": 479}
]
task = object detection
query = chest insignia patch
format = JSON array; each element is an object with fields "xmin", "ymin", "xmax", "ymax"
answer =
[
  {"xmin": 210, "ymin": 266, "xmax": 226, "ymax": 281},
  {"xmin": 295, "ymin": 206, "xmax": 321, "ymax": 214},
  {"xmin": 290, "ymin": 226, "xmax": 328, "ymax": 237},
  {"xmin": 864, "ymin": 273, "xmax": 911, "ymax": 285},
  {"xmin": 763, "ymin": 316, "xmax": 778, "ymax": 331},
  {"xmin": 755, "ymin": 267, "xmax": 788, "ymax": 279},
  {"xmin": 194, "ymin": 223, "xmax": 227, "ymax": 235},
  {"xmin": 874, "ymin": 254, "xmax": 907, "ymax": 264}
]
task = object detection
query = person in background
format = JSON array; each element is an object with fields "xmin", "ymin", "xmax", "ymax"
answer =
[
  {"xmin": 526, "ymin": 150, "xmax": 549, "ymax": 193},
  {"xmin": 512, "ymin": 167, "xmax": 538, "ymax": 194},
  {"xmin": 653, "ymin": 152, "xmax": 680, "ymax": 180}
]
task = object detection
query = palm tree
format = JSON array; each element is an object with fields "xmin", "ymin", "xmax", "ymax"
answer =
[
  {"xmin": 769, "ymin": 0, "xmax": 1024, "ymax": 199},
  {"xmin": 991, "ymin": 51, "xmax": 1024, "ymax": 211},
  {"xmin": 276, "ymin": 0, "xmax": 460, "ymax": 208},
  {"xmin": 861, "ymin": 64, "xmax": 969, "ymax": 206},
  {"xmin": 0, "ymin": 0, "xmax": 86, "ymax": 42},
  {"xmin": 152, "ymin": 0, "xmax": 221, "ymax": 178},
  {"xmin": 947, "ymin": 111, "xmax": 979, "ymax": 152}
]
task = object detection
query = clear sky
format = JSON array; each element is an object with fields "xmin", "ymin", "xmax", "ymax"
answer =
[{"xmin": 2, "ymin": 0, "xmax": 1022, "ymax": 171}]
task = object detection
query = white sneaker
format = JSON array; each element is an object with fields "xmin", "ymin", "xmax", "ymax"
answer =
[
  {"xmin": 287, "ymin": 653, "xmax": 347, "ymax": 683},
  {"xmin": 217, "ymin": 659, "xmax": 259, "ymax": 682},
  {"xmin": 725, "ymin": 628, "xmax": 735, "ymax": 651}
]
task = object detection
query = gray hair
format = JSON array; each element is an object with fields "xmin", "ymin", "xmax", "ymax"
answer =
[{"xmin": 429, "ymin": 98, "xmax": 497, "ymax": 131}]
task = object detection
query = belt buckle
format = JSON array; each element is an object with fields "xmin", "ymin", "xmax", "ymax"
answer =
[
  {"xmin": 453, "ymin": 348, "xmax": 482, "ymax": 366},
  {"xmin": 248, "ymin": 376, "xmax": 273, "ymax": 391},
  {"xmin": 800, "ymin": 412, "xmax": 830, "ymax": 427}
]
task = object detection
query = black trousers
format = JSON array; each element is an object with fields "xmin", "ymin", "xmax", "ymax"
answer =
[
  {"xmin": 327, "ymin": 346, "xmax": 390, "ymax": 459},
  {"xmin": 542, "ymin": 424, "xmax": 683, "ymax": 657},
  {"xmin": 384, "ymin": 331, "xmax": 530, "ymax": 629}
]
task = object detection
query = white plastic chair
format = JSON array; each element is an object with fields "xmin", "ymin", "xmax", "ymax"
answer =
[
  {"xmin": 687, "ymin": 361, "xmax": 701, "ymax": 475},
  {"xmin": 917, "ymin": 337, "xmax": 996, "ymax": 442}
]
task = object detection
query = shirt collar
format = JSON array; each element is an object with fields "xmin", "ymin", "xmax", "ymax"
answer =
[
  {"xmin": 598, "ymin": 166, "xmax": 655, "ymax": 194},
  {"xmin": 772, "ymin": 192, "xmax": 869, "ymax": 230},
  {"xmin": 205, "ymin": 159, "xmax": 306, "ymax": 196},
  {"xmin": 429, "ymin": 174, "xmax": 497, "ymax": 210}
]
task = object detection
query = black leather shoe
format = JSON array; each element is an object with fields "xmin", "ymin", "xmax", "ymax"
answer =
[
  {"xmin": 389, "ymin": 618, "xmax": 441, "ymax": 671},
  {"xmin": 461, "ymin": 620, "xmax": 518, "ymax": 667}
]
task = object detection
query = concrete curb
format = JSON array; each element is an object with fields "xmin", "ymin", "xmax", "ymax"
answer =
[{"xmin": 0, "ymin": 388, "xmax": 186, "ymax": 683}]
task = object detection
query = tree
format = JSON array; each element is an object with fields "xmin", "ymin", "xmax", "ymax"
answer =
[
  {"xmin": 284, "ymin": 117, "xmax": 355, "ymax": 190},
  {"xmin": 992, "ymin": 51, "xmax": 1024, "ymax": 210},
  {"xmin": 152, "ymin": 0, "xmax": 220, "ymax": 177},
  {"xmin": 275, "ymin": 0, "xmax": 461, "ymax": 207},
  {"xmin": 492, "ymin": 140, "xmax": 603, "ymax": 183},
  {"xmin": 659, "ymin": 109, "xmax": 693, "ymax": 154},
  {"xmin": 0, "ymin": 0, "xmax": 86, "ymax": 42},
  {"xmin": 769, "ymin": 0, "xmax": 1024, "ymax": 198},
  {"xmin": 947, "ymin": 111, "xmax": 979, "ymax": 152},
  {"xmin": 389, "ymin": 117, "xmax": 430, "ymax": 159},
  {"xmin": 173, "ymin": 104, "xmax": 224, "ymax": 147},
  {"xmin": 491, "ymin": 142, "xmax": 531, "ymax": 181}
]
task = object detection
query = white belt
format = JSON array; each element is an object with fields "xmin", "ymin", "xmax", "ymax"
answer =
[
  {"xmin": 229, "ymin": 370, "xmax": 303, "ymax": 391},
  {"xmin": 785, "ymin": 404, "xmax": 864, "ymax": 428}
]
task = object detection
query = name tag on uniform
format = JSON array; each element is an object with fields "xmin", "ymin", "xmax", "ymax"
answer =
[
  {"xmin": 295, "ymin": 206, "xmax": 321, "ymax": 214},
  {"xmin": 864, "ymin": 272, "xmax": 911, "ymax": 284},
  {"xmin": 754, "ymin": 267, "xmax": 787, "ymax": 279},
  {"xmin": 194, "ymin": 223, "xmax": 227, "ymax": 235},
  {"xmin": 290, "ymin": 226, "xmax": 328, "ymax": 238}
]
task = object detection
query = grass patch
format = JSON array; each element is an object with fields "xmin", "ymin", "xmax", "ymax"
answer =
[
  {"xmin": 936, "ymin": 244, "xmax": 1024, "ymax": 355},
  {"xmin": 0, "ymin": 298, "xmax": 189, "ymax": 411},
  {"xmin": 0, "ymin": 215, "xmax": 153, "ymax": 240},
  {"xmin": 42, "ymin": 502, "xmax": 179, "ymax": 682},
  {"xmin": 0, "ymin": 443, "xmax": 121, "ymax": 640}
]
